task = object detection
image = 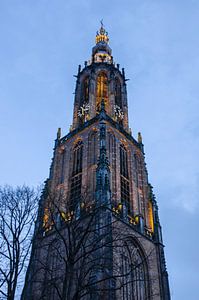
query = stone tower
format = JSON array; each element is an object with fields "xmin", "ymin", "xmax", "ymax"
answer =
[{"xmin": 22, "ymin": 24, "xmax": 170, "ymax": 300}]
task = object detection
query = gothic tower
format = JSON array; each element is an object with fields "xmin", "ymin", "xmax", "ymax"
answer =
[{"xmin": 22, "ymin": 24, "xmax": 170, "ymax": 300}]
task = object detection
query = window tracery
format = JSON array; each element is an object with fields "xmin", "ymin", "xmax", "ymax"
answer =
[
  {"xmin": 82, "ymin": 76, "xmax": 89, "ymax": 104},
  {"xmin": 116, "ymin": 240, "xmax": 149, "ymax": 300},
  {"xmin": 96, "ymin": 72, "xmax": 108, "ymax": 111},
  {"xmin": 115, "ymin": 77, "xmax": 122, "ymax": 107},
  {"xmin": 134, "ymin": 153, "xmax": 145, "ymax": 217}
]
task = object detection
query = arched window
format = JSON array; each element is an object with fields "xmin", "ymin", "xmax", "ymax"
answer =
[
  {"xmin": 115, "ymin": 77, "xmax": 122, "ymax": 107},
  {"xmin": 116, "ymin": 239, "xmax": 149, "ymax": 300},
  {"xmin": 70, "ymin": 141, "xmax": 83, "ymax": 208},
  {"xmin": 148, "ymin": 201, "xmax": 154, "ymax": 233},
  {"xmin": 134, "ymin": 153, "xmax": 145, "ymax": 216},
  {"xmin": 108, "ymin": 133, "xmax": 116, "ymax": 197},
  {"xmin": 108, "ymin": 133, "xmax": 116, "ymax": 167},
  {"xmin": 120, "ymin": 144, "xmax": 130, "ymax": 213},
  {"xmin": 96, "ymin": 72, "xmax": 108, "ymax": 111},
  {"xmin": 82, "ymin": 76, "xmax": 89, "ymax": 104}
]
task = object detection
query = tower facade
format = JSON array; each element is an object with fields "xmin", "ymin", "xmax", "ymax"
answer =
[{"xmin": 22, "ymin": 25, "xmax": 170, "ymax": 300}]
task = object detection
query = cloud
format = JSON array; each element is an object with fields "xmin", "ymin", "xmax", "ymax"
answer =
[{"xmin": 170, "ymin": 178, "xmax": 199, "ymax": 213}]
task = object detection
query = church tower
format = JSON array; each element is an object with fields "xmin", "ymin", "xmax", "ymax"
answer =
[{"xmin": 22, "ymin": 24, "xmax": 170, "ymax": 300}]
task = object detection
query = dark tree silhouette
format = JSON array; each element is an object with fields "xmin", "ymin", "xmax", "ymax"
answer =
[
  {"xmin": 0, "ymin": 186, "xmax": 39, "ymax": 300},
  {"xmin": 22, "ymin": 186, "xmax": 156, "ymax": 300}
]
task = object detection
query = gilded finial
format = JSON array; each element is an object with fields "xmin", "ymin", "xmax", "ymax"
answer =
[
  {"xmin": 57, "ymin": 127, "xmax": 61, "ymax": 140},
  {"xmin": 138, "ymin": 132, "xmax": 142, "ymax": 143},
  {"xmin": 95, "ymin": 20, "xmax": 109, "ymax": 44}
]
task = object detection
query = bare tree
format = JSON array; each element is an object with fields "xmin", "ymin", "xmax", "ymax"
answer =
[
  {"xmin": 0, "ymin": 185, "xmax": 39, "ymax": 300},
  {"xmin": 22, "ymin": 186, "xmax": 156, "ymax": 300}
]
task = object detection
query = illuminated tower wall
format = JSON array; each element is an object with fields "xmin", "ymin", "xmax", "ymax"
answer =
[{"xmin": 22, "ymin": 25, "xmax": 170, "ymax": 300}]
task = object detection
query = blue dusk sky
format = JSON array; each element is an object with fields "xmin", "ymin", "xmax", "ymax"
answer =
[{"xmin": 0, "ymin": 1, "xmax": 199, "ymax": 299}]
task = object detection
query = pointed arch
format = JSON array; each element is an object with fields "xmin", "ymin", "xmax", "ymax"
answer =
[
  {"xmin": 81, "ymin": 76, "xmax": 89, "ymax": 104},
  {"xmin": 96, "ymin": 72, "xmax": 108, "ymax": 111},
  {"xmin": 115, "ymin": 77, "xmax": 122, "ymax": 107},
  {"xmin": 115, "ymin": 238, "xmax": 150, "ymax": 300},
  {"xmin": 72, "ymin": 141, "xmax": 83, "ymax": 175}
]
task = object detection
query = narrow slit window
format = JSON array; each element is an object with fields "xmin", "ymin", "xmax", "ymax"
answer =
[
  {"xmin": 120, "ymin": 144, "xmax": 130, "ymax": 213},
  {"xmin": 115, "ymin": 77, "xmax": 122, "ymax": 107},
  {"xmin": 82, "ymin": 77, "xmax": 89, "ymax": 104},
  {"xmin": 70, "ymin": 141, "xmax": 83, "ymax": 207}
]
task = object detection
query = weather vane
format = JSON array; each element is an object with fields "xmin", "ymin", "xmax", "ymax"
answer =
[{"xmin": 100, "ymin": 19, "xmax": 104, "ymax": 27}]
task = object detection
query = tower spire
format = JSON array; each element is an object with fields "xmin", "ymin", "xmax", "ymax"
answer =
[
  {"xmin": 92, "ymin": 23, "xmax": 112, "ymax": 64},
  {"xmin": 95, "ymin": 21, "xmax": 109, "ymax": 44}
]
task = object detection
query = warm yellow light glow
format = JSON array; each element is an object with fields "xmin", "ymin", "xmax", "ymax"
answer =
[
  {"xmin": 129, "ymin": 217, "xmax": 134, "ymax": 224},
  {"xmin": 118, "ymin": 203, "xmax": 122, "ymax": 211},
  {"xmin": 61, "ymin": 211, "xmax": 74, "ymax": 222},
  {"xmin": 81, "ymin": 202, "xmax": 85, "ymax": 208},
  {"xmin": 135, "ymin": 215, "xmax": 139, "ymax": 224},
  {"xmin": 95, "ymin": 23, "xmax": 109, "ymax": 44},
  {"xmin": 43, "ymin": 207, "xmax": 52, "ymax": 231},
  {"xmin": 96, "ymin": 72, "xmax": 108, "ymax": 111},
  {"xmin": 148, "ymin": 201, "xmax": 154, "ymax": 233},
  {"xmin": 43, "ymin": 208, "xmax": 49, "ymax": 227}
]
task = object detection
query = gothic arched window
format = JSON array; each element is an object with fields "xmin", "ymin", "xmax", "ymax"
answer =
[
  {"xmin": 134, "ymin": 153, "xmax": 145, "ymax": 217},
  {"xmin": 108, "ymin": 133, "xmax": 116, "ymax": 167},
  {"xmin": 96, "ymin": 72, "xmax": 108, "ymax": 111},
  {"xmin": 82, "ymin": 76, "xmax": 89, "ymax": 104},
  {"xmin": 120, "ymin": 144, "xmax": 130, "ymax": 213},
  {"xmin": 115, "ymin": 77, "xmax": 122, "ymax": 107},
  {"xmin": 108, "ymin": 133, "xmax": 116, "ymax": 197},
  {"xmin": 70, "ymin": 141, "xmax": 83, "ymax": 208},
  {"xmin": 116, "ymin": 239, "xmax": 149, "ymax": 300},
  {"xmin": 148, "ymin": 201, "xmax": 154, "ymax": 233}
]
